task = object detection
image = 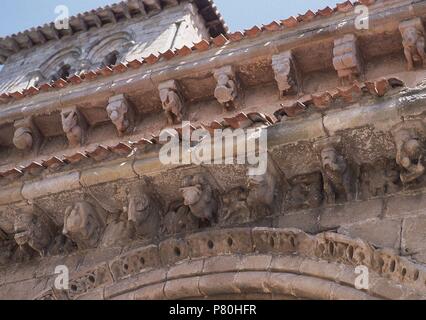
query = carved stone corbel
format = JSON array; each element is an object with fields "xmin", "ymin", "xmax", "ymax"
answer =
[
  {"xmin": 399, "ymin": 18, "xmax": 426, "ymax": 71},
  {"xmin": 13, "ymin": 206, "xmax": 55, "ymax": 257},
  {"xmin": 392, "ymin": 121, "xmax": 425, "ymax": 185},
  {"xmin": 213, "ymin": 65, "xmax": 239, "ymax": 110},
  {"xmin": 180, "ymin": 174, "xmax": 217, "ymax": 224},
  {"xmin": 13, "ymin": 117, "xmax": 41, "ymax": 152},
  {"xmin": 159, "ymin": 80, "xmax": 184, "ymax": 125},
  {"xmin": 333, "ymin": 34, "xmax": 362, "ymax": 84},
  {"xmin": 272, "ymin": 51, "xmax": 301, "ymax": 97},
  {"xmin": 63, "ymin": 201, "xmax": 106, "ymax": 250},
  {"xmin": 61, "ymin": 107, "xmax": 86, "ymax": 147},
  {"xmin": 247, "ymin": 162, "xmax": 279, "ymax": 218},
  {"xmin": 126, "ymin": 184, "xmax": 161, "ymax": 240},
  {"xmin": 314, "ymin": 136, "xmax": 355, "ymax": 204},
  {"xmin": 106, "ymin": 94, "xmax": 135, "ymax": 136}
]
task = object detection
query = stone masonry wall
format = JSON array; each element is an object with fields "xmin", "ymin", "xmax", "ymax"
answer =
[{"xmin": 0, "ymin": 2, "xmax": 209, "ymax": 94}]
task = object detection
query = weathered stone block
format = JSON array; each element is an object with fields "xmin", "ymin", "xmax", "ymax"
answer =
[
  {"xmin": 186, "ymin": 228, "xmax": 253, "ymax": 258},
  {"xmin": 199, "ymin": 273, "xmax": 240, "ymax": 297},
  {"xmin": 234, "ymin": 271, "xmax": 271, "ymax": 294},
  {"xmin": 203, "ymin": 255, "xmax": 240, "ymax": 274},
  {"xmin": 402, "ymin": 216, "xmax": 426, "ymax": 255},
  {"xmin": 22, "ymin": 172, "xmax": 80, "ymax": 200},
  {"xmin": 104, "ymin": 268, "xmax": 167, "ymax": 299},
  {"xmin": 252, "ymin": 228, "xmax": 302, "ymax": 255},
  {"xmin": 109, "ymin": 245, "xmax": 160, "ymax": 281},
  {"xmin": 159, "ymin": 238, "xmax": 189, "ymax": 266},
  {"xmin": 0, "ymin": 185, "xmax": 23, "ymax": 205},
  {"xmin": 80, "ymin": 160, "xmax": 136, "ymax": 187},
  {"xmin": 338, "ymin": 218, "xmax": 402, "ymax": 249},
  {"xmin": 164, "ymin": 277, "xmax": 201, "ymax": 299},
  {"xmin": 276, "ymin": 209, "xmax": 320, "ymax": 233},
  {"xmin": 270, "ymin": 255, "xmax": 304, "ymax": 274},
  {"xmin": 167, "ymin": 259, "xmax": 204, "ymax": 279},
  {"xmin": 237, "ymin": 255, "xmax": 272, "ymax": 271},
  {"xmin": 133, "ymin": 283, "xmax": 166, "ymax": 300},
  {"xmin": 320, "ymin": 199, "xmax": 383, "ymax": 230},
  {"xmin": 386, "ymin": 193, "xmax": 426, "ymax": 218}
]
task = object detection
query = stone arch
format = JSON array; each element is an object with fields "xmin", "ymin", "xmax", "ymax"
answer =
[
  {"xmin": 36, "ymin": 228, "xmax": 426, "ymax": 300},
  {"xmin": 40, "ymin": 47, "xmax": 82, "ymax": 81},
  {"xmin": 86, "ymin": 32, "xmax": 135, "ymax": 68}
]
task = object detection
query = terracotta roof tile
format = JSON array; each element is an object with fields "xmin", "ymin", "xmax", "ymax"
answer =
[
  {"xmin": 127, "ymin": 59, "xmax": 143, "ymax": 69},
  {"xmin": 112, "ymin": 63, "xmax": 128, "ymax": 73},
  {"xmin": 144, "ymin": 54, "xmax": 160, "ymax": 65},
  {"xmin": 212, "ymin": 34, "xmax": 228, "ymax": 47},
  {"xmin": 244, "ymin": 26, "xmax": 262, "ymax": 38}
]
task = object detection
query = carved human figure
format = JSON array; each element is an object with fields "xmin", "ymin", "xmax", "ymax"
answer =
[
  {"xmin": 161, "ymin": 205, "xmax": 199, "ymax": 235},
  {"xmin": 107, "ymin": 94, "xmax": 133, "ymax": 135},
  {"xmin": 399, "ymin": 19, "xmax": 426, "ymax": 71},
  {"xmin": 221, "ymin": 187, "xmax": 251, "ymax": 225},
  {"xmin": 320, "ymin": 146, "xmax": 354, "ymax": 204},
  {"xmin": 14, "ymin": 211, "xmax": 54, "ymax": 257},
  {"xmin": 61, "ymin": 108, "xmax": 83, "ymax": 147},
  {"xmin": 394, "ymin": 128, "xmax": 425, "ymax": 184},
  {"xmin": 100, "ymin": 218, "xmax": 132, "ymax": 248},
  {"xmin": 360, "ymin": 162, "xmax": 400, "ymax": 198},
  {"xmin": 213, "ymin": 66, "xmax": 238, "ymax": 109},
  {"xmin": 13, "ymin": 127, "xmax": 33, "ymax": 150},
  {"xmin": 159, "ymin": 80, "xmax": 184, "ymax": 125},
  {"xmin": 247, "ymin": 171, "xmax": 276, "ymax": 217},
  {"xmin": 63, "ymin": 201, "xmax": 105, "ymax": 250},
  {"xmin": 180, "ymin": 174, "xmax": 217, "ymax": 223},
  {"xmin": 288, "ymin": 173, "xmax": 323, "ymax": 209},
  {"xmin": 127, "ymin": 188, "xmax": 160, "ymax": 239}
]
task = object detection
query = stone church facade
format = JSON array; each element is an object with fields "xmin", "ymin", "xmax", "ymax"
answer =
[{"xmin": 0, "ymin": 0, "xmax": 425, "ymax": 300}]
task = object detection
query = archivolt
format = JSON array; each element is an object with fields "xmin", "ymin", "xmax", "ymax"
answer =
[
  {"xmin": 86, "ymin": 32, "xmax": 135, "ymax": 64},
  {"xmin": 40, "ymin": 47, "xmax": 82, "ymax": 79},
  {"xmin": 37, "ymin": 228, "xmax": 426, "ymax": 300}
]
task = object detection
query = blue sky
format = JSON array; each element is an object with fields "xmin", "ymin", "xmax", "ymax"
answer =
[{"xmin": 0, "ymin": 0, "xmax": 342, "ymax": 37}]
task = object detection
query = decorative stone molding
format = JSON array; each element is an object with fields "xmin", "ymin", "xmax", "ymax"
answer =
[
  {"xmin": 314, "ymin": 137, "xmax": 355, "ymax": 204},
  {"xmin": 159, "ymin": 80, "xmax": 184, "ymax": 125},
  {"xmin": 399, "ymin": 18, "xmax": 426, "ymax": 71},
  {"xmin": 272, "ymin": 51, "xmax": 301, "ymax": 96},
  {"xmin": 38, "ymin": 228, "xmax": 426, "ymax": 300},
  {"xmin": 13, "ymin": 117, "xmax": 41, "ymax": 152},
  {"xmin": 213, "ymin": 66, "xmax": 238, "ymax": 110},
  {"xmin": 106, "ymin": 94, "xmax": 135, "ymax": 136},
  {"xmin": 13, "ymin": 206, "xmax": 55, "ymax": 257},
  {"xmin": 392, "ymin": 120, "xmax": 425, "ymax": 185},
  {"xmin": 180, "ymin": 174, "xmax": 218, "ymax": 224},
  {"xmin": 333, "ymin": 34, "xmax": 362, "ymax": 84},
  {"xmin": 61, "ymin": 107, "xmax": 86, "ymax": 147},
  {"xmin": 63, "ymin": 201, "xmax": 106, "ymax": 250},
  {"xmin": 67, "ymin": 263, "xmax": 113, "ymax": 300}
]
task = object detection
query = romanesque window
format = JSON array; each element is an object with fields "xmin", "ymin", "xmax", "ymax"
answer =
[
  {"xmin": 50, "ymin": 64, "xmax": 71, "ymax": 82},
  {"xmin": 40, "ymin": 47, "xmax": 82, "ymax": 83},
  {"xmin": 102, "ymin": 51, "xmax": 119, "ymax": 68}
]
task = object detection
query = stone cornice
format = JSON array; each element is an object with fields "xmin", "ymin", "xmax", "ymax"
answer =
[
  {"xmin": 0, "ymin": 0, "xmax": 419, "ymax": 108},
  {"xmin": 0, "ymin": 83, "xmax": 424, "ymax": 205}
]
